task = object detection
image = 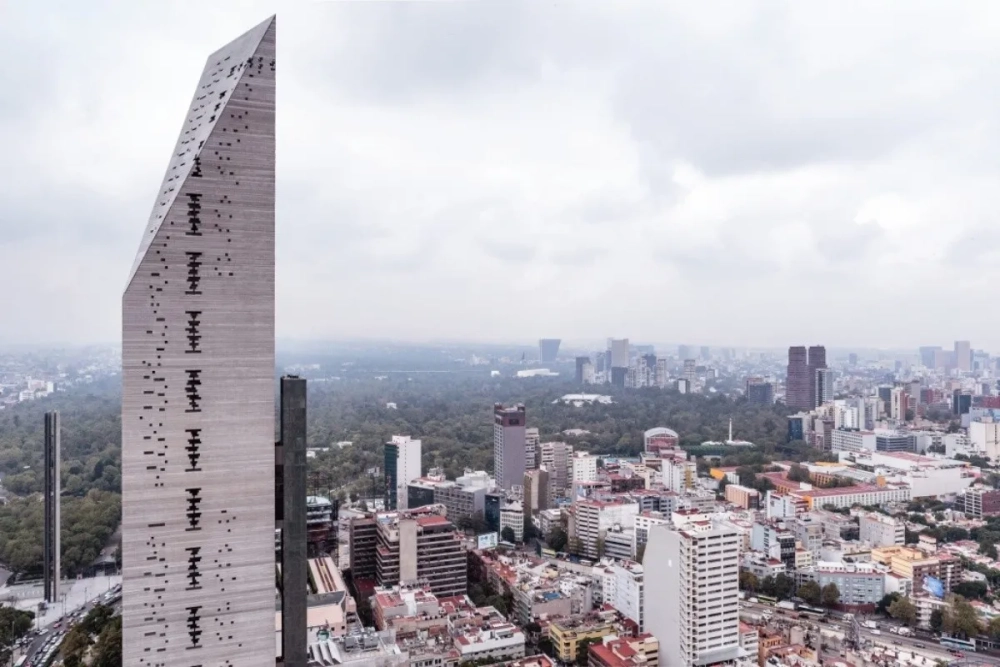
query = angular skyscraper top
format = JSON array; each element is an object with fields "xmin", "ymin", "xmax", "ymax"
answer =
[
  {"xmin": 538, "ymin": 339, "xmax": 561, "ymax": 364},
  {"xmin": 121, "ymin": 17, "xmax": 276, "ymax": 667}
]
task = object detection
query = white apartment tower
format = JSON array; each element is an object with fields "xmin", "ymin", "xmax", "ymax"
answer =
[
  {"xmin": 612, "ymin": 561, "xmax": 645, "ymax": 632},
  {"xmin": 571, "ymin": 452, "xmax": 598, "ymax": 483},
  {"xmin": 384, "ymin": 435, "xmax": 422, "ymax": 510},
  {"xmin": 645, "ymin": 521, "xmax": 744, "ymax": 667},
  {"xmin": 525, "ymin": 427, "xmax": 539, "ymax": 470}
]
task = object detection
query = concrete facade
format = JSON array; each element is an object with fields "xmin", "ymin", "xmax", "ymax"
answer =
[
  {"xmin": 43, "ymin": 411, "xmax": 60, "ymax": 604},
  {"xmin": 121, "ymin": 17, "xmax": 276, "ymax": 667}
]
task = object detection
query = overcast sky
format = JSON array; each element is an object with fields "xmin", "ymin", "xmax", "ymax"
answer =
[{"xmin": 2, "ymin": 2, "xmax": 1000, "ymax": 351}]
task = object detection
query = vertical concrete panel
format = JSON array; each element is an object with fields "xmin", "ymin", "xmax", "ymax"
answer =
[{"xmin": 280, "ymin": 377, "xmax": 307, "ymax": 667}]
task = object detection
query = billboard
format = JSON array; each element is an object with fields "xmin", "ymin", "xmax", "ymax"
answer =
[
  {"xmin": 477, "ymin": 532, "xmax": 499, "ymax": 550},
  {"xmin": 923, "ymin": 575, "xmax": 945, "ymax": 599}
]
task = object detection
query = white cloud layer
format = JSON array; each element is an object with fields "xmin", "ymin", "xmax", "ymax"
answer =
[{"xmin": 2, "ymin": 1, "xmax": 1000, "ymax": 350}]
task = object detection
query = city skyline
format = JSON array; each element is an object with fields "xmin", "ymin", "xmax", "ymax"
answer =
[{"xmin": 4, "ymin": 3, "xmax": 1000, "ymax": 348}]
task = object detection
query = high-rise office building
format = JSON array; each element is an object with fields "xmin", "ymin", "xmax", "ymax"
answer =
[
  {"xmin": 525, "ymin": 427, "xmax": 539, "ymax": 470},
  {"xmin": 523, "ymin": 469, "xmax": 550, "ymax": 515},
  {"xmin": 955, "ymin": 340, "xmax": 972, "ymax": 372},
  {"xmin": 786, "ymin": 346, "xmax": 810, "ymax": 409},
  {"xmin": 539, "ymin": 441, "xmax": 573, "ymax": 499},
  {"xmin": 538, "ymin": 339, "xmax": 561, "ymax": 364},
  {"xmin": 384, "ymin": 436, "xmax": 422, "ymax": 510},
  {"xmin": 43, "ymin": 411, "xmax": 60, "ymax": 604},
  {"xmin": 919, "ymin": 346, "xmax": 941, "ymax": 368},
  {"xmin": 275, "ymin": 376, "xmax": 307, "ymax": 667},
  {"xmin": 786, "ymin": 345, "xmax": 827, "ymax": 410},
  {"xmin": 609, "ymin": 338, "xmax": 630, "ymax": 369},
  {"xmin": 645, "ymin": 522, "xmax": 743, "ymax": 667},
  {"xmin": 494, "ymin": 404, "xmax": 527, "ymax": 490},
  {"xmin": 815, "ymin": 368, "xmax": 834, "ymax": 406},
  {"xmin": 745, "ymin": 379, "xmax": 774, "ymax": 405},
  {"xmin": 121, "ymin": 17, "xmax": 276, "ymax": 666},
  {"xmin": 808, "ymin": 345, "xmax": 827, "ymax": 408},
  {"xmin": 700, "ymin": 346, "xmax": 711, "ymax": 360},
  {"xmin": 575, "ymin": 356, "xmax": 591, "ymax": 383}
]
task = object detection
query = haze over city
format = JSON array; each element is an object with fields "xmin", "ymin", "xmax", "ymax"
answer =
[{"xmin": 3, "ymin": 2, "xmax": 1000, "ymax": 347}]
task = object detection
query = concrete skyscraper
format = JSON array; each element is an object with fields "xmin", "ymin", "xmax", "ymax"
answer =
[
  {"xmin": 43, "ymin": 411, "xmax": 60, "ymax": 604},
  {"xmin": 493, "ymin": 404, "xmax": 527, "ymax": 490},
  {"xmin": 538, "ymin": 339, "xmax": 561, "ymax": 364},
  {"xmin": 121, "ymin": 17, "xmax": 276, "ymax": 667}
]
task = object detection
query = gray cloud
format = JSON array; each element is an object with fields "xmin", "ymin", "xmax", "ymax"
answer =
[{"xmin": 1, "ymin": 1, "xmax": 999, "ymax": 349}]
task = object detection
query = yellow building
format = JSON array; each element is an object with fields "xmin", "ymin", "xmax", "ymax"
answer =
[{"xmin": 549, "ymin": 618, "xmax": 614, "ymax": 663}]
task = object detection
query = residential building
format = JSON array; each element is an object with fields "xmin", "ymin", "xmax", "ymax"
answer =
[
  {"xmin": 572, "ymin": 499, "xmax": 639, "ymax": 560},
  {"xmin": 524, "ymin": 469, "xmax": 550, "ymax": 515},
  {"xmin": 969, "ymin": 420, "xmax": 1000, "ymax": 460},
  {"xmin": 612, "ymin": 561, "xmax": 645, "ymax": 631},
  {"xmin": 495, "ymin": 404, "xmax": 528, "ymax": 490},
  {"xmin": 815, "ymin": 368, "xmax": 834, "ymax": 407},
  {"xmin": 634, "ymin": 512, "xmax": 671, "ymax": 556},
  {"xmin": 662, "ymin": 457, "xmax": 697, "ymax": 493},
  {"xmin": 540, "ymin": 441, "xmax": 574, "ymax": 499},
  {"xmin": 830, "ymin": 429, "xmax": 876, "ymax": 454},
  {"xmin": 306, "ymin": 629, "xmax": 408, "ymax": 667},
  {"xmin": 385, "ymin": 435, "xmax": 422, "ymax": 511},
  {"xmin": 858, "ymin": 512, "xmax": 905, "ymax": 547},
  {"xmin": 965, "ymin": 486, "xmax": 1000, "ymax": 518},
  {"xmin": 121, "ymin": 17, "xmax": 277, "ymax": 666},
  {"xmin": 572, "ymin": 452, "xmax": 599, "ymax": 483},
  {"xmin": 645, "ymin": 521, "xmax": 743, "ymax": 667},
  {"xmin": 550, "ymin": 616, "xmax": 615, "ymax": 663},
  {"xmin": 349, "ymin": 515, "xmax": 378, "ymax": 581},
  {"xmin": 890, "ymin": 387, "xmax": 909, "ymax": 422},
  {"xmin": 307, "ymin": 496, "xmax": 335, "ymax": 549},
  {"xmin": 525, "ymin": 427, "xmax": 540, "ymax": 470},
  {"xmin": 797, "ymin": 561, "xmax": 886, "ymax": 607},
  {"xmin": 589, "ymin": 634, "xmax": 659, "ymax": 667},
  {"xmin": 724, "ymin": 484, "xmax": 760, "ymax": 510},
  {"xmin": 374, "ymin": 506, "xmax": 467, "ymax": 597},
  {"xmin": 500, "ymin": 502, "xmax": 525, "ymax": 543}
]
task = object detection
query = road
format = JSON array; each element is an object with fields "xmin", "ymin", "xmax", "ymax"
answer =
[
  {"xmin": 740, "ymin": 601, "xmax": 1000, "ymax": 666},
  {"xmin": 14, "ymin": 588, "xmax": 121, "ymax": 667}
]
